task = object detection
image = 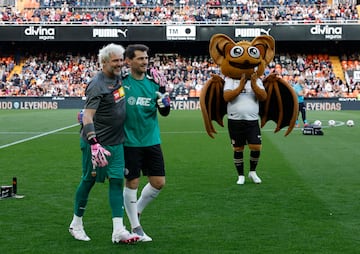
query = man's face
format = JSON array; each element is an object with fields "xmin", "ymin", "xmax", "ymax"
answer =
[
  {"xmin": 102, "ymin": 52, "xmax": 124, "ymax": 78},
  {"xmin": 127, "ymin": 50, "xmax": 149, "ymax": 74}
]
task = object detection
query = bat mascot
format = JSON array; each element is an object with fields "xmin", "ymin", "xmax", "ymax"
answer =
[{"xmin": 200, "ymin": 34, "xmax": 298, "ymax": 185}]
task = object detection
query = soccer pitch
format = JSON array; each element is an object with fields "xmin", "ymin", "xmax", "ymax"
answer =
[{"xmin": 0, "ymin": 109, "xmax": 359, "ymax": 254}]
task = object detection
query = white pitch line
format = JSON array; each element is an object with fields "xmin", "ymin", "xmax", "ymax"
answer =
[
  {"xmin": 0, "ymin": 123, "xmax": 79, "ymax": 150},
  {"xmin": 0, "ymin": 121, "xmax": 346, "ymax": 149}
]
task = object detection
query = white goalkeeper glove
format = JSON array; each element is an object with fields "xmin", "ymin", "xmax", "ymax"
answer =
[{"xmin": 156, "ymin": 92, "xmax": 171, "ymax": 108}]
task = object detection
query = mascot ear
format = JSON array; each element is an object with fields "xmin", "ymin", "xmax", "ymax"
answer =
[
  {"xmin": 251, "ymin": 36, "xmax": 275, "ymax": 65},
  {"xmin": 209, "ymin": 34, "xmax": 235, "ymax": 65}
]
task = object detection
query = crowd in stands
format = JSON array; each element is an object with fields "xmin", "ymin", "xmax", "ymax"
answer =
[
  {"xmin": 1, "ymin": 50, "xmax": 360, "ymax": 98},
  {"xmin": 1, "ymin": 0, "xmax": 360, "ymax": 98},
  {"xmin": 274, "ymin": 53, "xmax": 360, "ymax": 98},
  {"xmin": 0, "ymin": 0, "xmax": 358, "ymax": 24},
  {"xmin": 1, "ymin": 53, "xmax": 96, "ymax": 96}
]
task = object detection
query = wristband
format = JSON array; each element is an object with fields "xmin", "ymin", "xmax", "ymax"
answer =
[
  {"xmin": 83, "ymin": 123, "xmax": 97, "ymax": 144},
  {"xmin": 88, "ymin": 137, "xmax": 98, "ymax": 145}
]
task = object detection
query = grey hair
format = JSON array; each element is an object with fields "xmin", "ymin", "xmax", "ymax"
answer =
[{"xmin": 98, "ymin": 43, "xmax": 125, "ymax": 68}]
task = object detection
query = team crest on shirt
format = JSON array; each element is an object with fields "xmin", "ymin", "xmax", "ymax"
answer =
[
  {"xmin": 127, "ymin": 96, "xmax": 136, "ymax": 105},
  {"xmin": 113, "ymin": 86, "xmax": 125, "ymax": 103}
]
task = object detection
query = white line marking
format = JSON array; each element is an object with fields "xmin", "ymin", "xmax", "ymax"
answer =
[
  {"xmin": 0, "ymin": 132, "xmax": 79, "ymax": 135},
  {"xmin": 0, "ymin": 124, "xmax": 79, "ymax": 150},
  {"xmin": 0, "ymin": 121, "xmax": 347, "ymax": 149}
]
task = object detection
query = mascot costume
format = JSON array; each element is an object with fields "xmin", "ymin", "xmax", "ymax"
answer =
[{"xmin": 200, "ymin": 34, "xmax": 298, "ymax": 185}]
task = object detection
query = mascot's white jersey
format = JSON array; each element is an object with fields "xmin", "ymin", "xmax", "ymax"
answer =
[{"xmin": 223, "ymin": 77, "xmax": 264, "ymax": 121}]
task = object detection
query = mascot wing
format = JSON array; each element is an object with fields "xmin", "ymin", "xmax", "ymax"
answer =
[
  {"xmin": 200, "ymin": 74, "xmax": 227, "ymax": 138},
  {"xmin": 260, "ymin": 73, "xmax": 298, "ymax": 136}
]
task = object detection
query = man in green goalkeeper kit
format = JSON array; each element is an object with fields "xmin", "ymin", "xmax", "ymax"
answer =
[
  {"xmin": 68, "ymin": 43, "xmax": 139, "ymax": 244},
  {"xmin": 122, "ymin": 44, "xmax": 171, "ymax": 242}
]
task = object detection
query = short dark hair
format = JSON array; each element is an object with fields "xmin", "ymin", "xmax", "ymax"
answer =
[{"xmin": 125, "ymin": 44, "xmax": 149, "ymax": 59}]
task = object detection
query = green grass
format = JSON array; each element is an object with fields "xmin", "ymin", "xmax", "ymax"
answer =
[{"xmin": 0, "ymin": 109, "xmax": 359, "ymax": 254}]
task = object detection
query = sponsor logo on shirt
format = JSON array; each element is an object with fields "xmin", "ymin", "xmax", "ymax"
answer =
[
  {"xmin": 136, "ymin": 97, "xmax": 151, "ymax": 106},
  {"xmin": 127, "ymin": 96, "xmax": 151, "ymax": 106},
  {"xmin": 113, "ymin": 87, "xmax": 125, "ymax": 103}
]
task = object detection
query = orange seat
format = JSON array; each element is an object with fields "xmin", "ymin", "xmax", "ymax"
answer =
[{"xmin": 189, "ymin": 89, "xmax": 196, "ymax": 97}]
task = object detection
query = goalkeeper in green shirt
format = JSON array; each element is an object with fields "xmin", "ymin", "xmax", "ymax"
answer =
[{"xmin": 123, "ymin": 44, "xmax": 171, "ymax": 242}]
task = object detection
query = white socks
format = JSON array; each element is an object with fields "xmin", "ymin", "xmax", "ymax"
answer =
[
  {"xmin": 112, "ymin": 217, "xmax": 124, "ymax": 233},
  {"xmin": 137, "ymin": 183, "xmax": 160, "ymax": 214},
  {"xmin": 70, "ymin": 214, "xmax": 83, "ymax": 228},
  {"xmin": 124, "ymin": 187, "xmax": 140, "ymax": 229},
  {"xmin": 124, "ymin": 183, "xmax": 161, "ymax": 229}
]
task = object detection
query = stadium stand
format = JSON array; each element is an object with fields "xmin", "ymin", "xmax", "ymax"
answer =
[
  {"xmin": 1, "ymin": 50, "xmax": 359, "ymax": 98},
  {"xmin": 0, "ymin": 0, "xmax": 360, "ymax": 98},
  {"xmin": 1, "ymin": 0, "xmax": 358, "ymax": 24}
]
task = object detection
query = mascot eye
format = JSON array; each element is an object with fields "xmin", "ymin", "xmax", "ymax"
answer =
[
  {"xmin": 230, "ymin": 46, "xmax": 244, "ymax": 58},
  {"xmin": 248, "ymin": 47, "xmax": 260, "ymax": 58}
]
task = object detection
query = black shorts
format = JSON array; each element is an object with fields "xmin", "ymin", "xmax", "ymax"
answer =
[
  {"xmin": 228, "ymin": 119, "xmax": 262, "ymax": 147},
  {"xmin": 124, "ymin": 144, "xmax": 165, "ymax": 180}
]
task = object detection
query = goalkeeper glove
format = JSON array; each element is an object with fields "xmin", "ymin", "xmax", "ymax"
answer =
[
  {"xmin": 90, "ymin": 138, "xmax": 111, "ymax": 168},
  {"xmin": 156, "ymin": 92, "xmax": 171, "ymax": 108}
]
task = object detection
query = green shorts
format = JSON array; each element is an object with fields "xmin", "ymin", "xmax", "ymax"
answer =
[{"xmin": 80, "ymin": 138, "xmax": 125, "ymax": 183}]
